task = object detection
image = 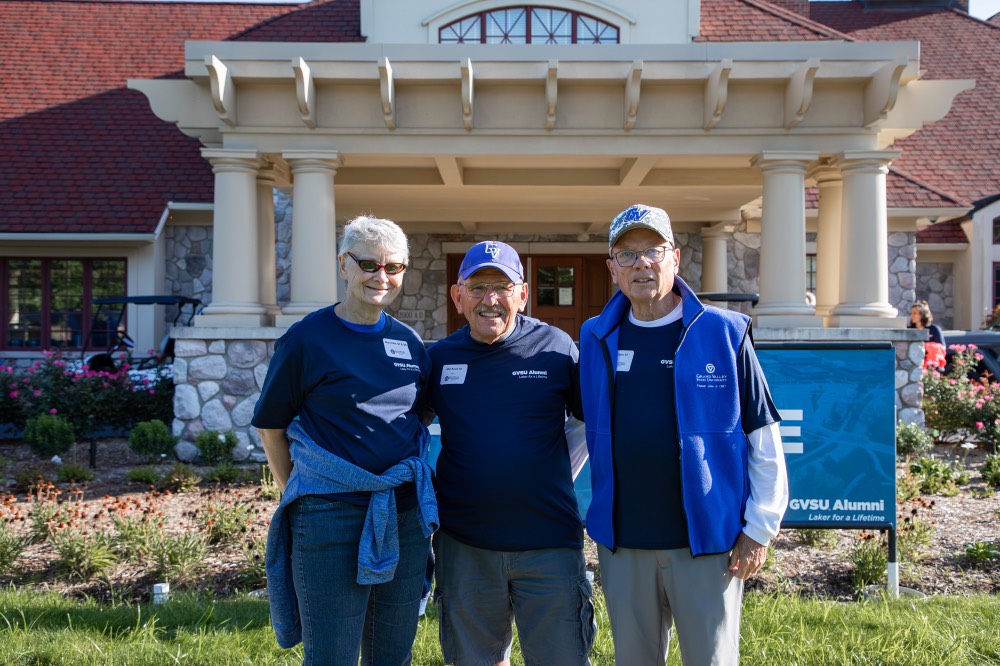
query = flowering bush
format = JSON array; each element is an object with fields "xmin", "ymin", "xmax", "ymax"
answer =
[
  {"xmin": 922, "ymin": 344, "xmax": 1000, "ymax": 453},
  {"xmin": 0, "ymin": 351, "xmax": 174, "ymax": 439}
]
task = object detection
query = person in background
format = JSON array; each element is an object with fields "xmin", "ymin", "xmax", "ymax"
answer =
[
  {"xmin": 579, "ymin": 204, "xmax": 788, "ymax": 666},
  {"xmin": 427, "ymin": 241, "xmax": 594, "ymax": 666},
  {"xmin": 910, "ymin": 300, "xmax": 947, "ymax": 369},
  {"xmin": 253, "ymin": 215, "xmax": 437, "ymax": 666}
]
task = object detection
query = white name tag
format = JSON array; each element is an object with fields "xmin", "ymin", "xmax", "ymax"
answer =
[
  {"xmin": 440, "ymin": 364, "xmax": 468, "ymax": 385},
  {"xmin": 617, "ymin": 350, "xmax": 634, "ymax": 372},
  {"xmin": 383, "ymin": 339, "xmax": 412, "ymax": 360}
]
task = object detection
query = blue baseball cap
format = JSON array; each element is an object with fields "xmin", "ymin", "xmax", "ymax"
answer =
[{"xmin": 459, "ymin": 241, "xmax": 524, "ymax": 283}]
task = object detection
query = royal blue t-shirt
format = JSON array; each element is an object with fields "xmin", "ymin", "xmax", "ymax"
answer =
[
  {"xmin": 428, "ymin": 315, "xmax": 584, "ymax": 551},
  {"xmin": 251, "ymin": 305, "xmax": 431, "ymax": 508},
  {"xmin": 612, "ymin": 309, "xmax": 779, "ymax": 549}
]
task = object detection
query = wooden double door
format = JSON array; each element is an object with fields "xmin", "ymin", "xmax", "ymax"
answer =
[{"xmin": 445, "ymin": 253, "xmax": 612, "ymax": 341}]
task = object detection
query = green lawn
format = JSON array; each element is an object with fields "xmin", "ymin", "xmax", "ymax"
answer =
[{"xmin": 0, "ymin": 587, "xmax": 997, "ymax": 665}]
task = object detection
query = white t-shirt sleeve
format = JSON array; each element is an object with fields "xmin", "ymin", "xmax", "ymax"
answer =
[{"xmin": 742, "ymin": 421, "xmax": 788, "ymax": 545}]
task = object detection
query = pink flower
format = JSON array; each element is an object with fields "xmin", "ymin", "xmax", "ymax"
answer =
[
  {"xmin": 33, "ymin": 390, "xmax": 41, "ymax": 397},
  {"xmin": 976, "ymin": 421, "xmax": 985, "ymax": 430},
  {"xmin": 49, "ymin": 408, "xmax": 57, "ymax": 415},
  {"xmin": 8, "ymin": 391, "xmax": 17, "ymax": 398}
]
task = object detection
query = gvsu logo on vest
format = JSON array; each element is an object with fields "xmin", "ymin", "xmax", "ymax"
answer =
[{"xmin": 695, "ymin": 362, "xmax": 728, "ymax": 389}]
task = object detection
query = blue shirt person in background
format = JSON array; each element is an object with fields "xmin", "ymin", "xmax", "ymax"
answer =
[
  {"xmin": 579, "ymin": 204, "xmax": 788, "ymax": 666},
  {"xmin": 253, "ymin": 216, "xmax": 436, "ymax": 666},
  {"xmin": 427, "ymin": 241, "xmax": 595, "ymax": 666}
]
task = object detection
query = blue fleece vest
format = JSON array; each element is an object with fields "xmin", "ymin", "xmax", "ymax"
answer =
[{"xmin": 580, "ymin": 276, "xmax": 751, "ymax": 555}]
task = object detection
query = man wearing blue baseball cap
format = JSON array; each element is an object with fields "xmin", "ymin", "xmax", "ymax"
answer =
[
  {"xmin": 580, "ymin": 204, "xmax": 788, "ymax": 666},
  {"xmin": 427, "ymin": 240, "xmax": 594, "ymax": 666}
]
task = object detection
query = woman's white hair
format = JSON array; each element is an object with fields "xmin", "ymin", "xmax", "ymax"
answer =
[{"xmin": 339, "ymin": 215, "xmax": 409, "ymax": 262}]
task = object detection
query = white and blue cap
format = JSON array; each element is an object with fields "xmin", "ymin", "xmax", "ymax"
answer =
[
  {"xmin": 459, "ymin": 241, "xmax": 524, "ymax": 283},
  {"xmin": 608, "ymin": 204, "xmax": 674, "ymax": 251}
]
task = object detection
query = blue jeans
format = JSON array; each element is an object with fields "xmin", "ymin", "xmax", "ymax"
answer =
[{"xmin": 289, "ymin": 496, "xmax": 428, "ymax": 666}]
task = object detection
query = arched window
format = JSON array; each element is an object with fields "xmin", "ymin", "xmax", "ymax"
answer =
[{"xmin": 439, "ymin": 6, "xmax": 619, "ymax": 44}]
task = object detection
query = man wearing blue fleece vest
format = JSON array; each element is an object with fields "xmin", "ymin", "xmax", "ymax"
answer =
[
  {"xmin": 580, "ymin": 204, "xmax": 788, "ymax": 666},
  {"xmin": 428, "ymin": 241, "xmax": 595, "ymax": 666}
]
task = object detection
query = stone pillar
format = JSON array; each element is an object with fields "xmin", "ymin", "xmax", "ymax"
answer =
[
  {"xmin": 814, "ymin": 168, "xmax": 843, "ymax": 318},
  {"xmin": 256, "ymin": 164, "xmax": 283, "ymax": 321},
  {"xmin": 277, "ymin": 151, "xmax": 342, "ymax": 327},
  {"xmin": 751, "ymin": 152, "xmax": 822, "ymax": 327},
  {"xmin": 195, "ymin": 149, "xmax": 266, "ymax": 326},
  {"xmin": 828, "ymin": 151, "xmax": 902, "ymax": 326},
  {"xmin": 700, "ymin": 223, "xmax": 734, "ymax": 304}
]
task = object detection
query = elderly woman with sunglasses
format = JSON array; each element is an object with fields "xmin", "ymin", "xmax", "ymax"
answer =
[{"xmin": 253, "ymin": 215, "xmax": 437, "ymax": 666}]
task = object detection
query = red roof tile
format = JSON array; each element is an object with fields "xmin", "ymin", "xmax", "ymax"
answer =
[
  {"xmin": 698, "ymin": 0, "xmax": 853, "ymax": 41},
  {"xmin": 916, "ymin": 218, "xmax": 968, "ymax": 243},
  {"xmin": 0, "ymin": 0, "xmax": 359, "ymax": 234},
  {"xmin": 808, "ymin": 1, "xmax": 1000, "ymax": 205}
]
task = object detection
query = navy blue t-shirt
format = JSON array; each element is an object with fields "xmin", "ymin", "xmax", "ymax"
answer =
[
  {"xmin": 428, "ymin": 315, "xmax": 584, "ymax": 551},
  {"xmin": 251, "ymin": 305, "xmax": 431, "ymax": 508},
  {"xmin": 612, "ymin": 309, "xmax": 779, "ymax": 549}
]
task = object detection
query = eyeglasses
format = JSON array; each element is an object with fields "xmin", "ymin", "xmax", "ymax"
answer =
[
  {"xmin": 347, "ymin": 252, "xmax": 407, "ymax": 275},
  {"xmin": 460, "ymin": 282, "xmax": 521, "ymax": 298},
  {"xmin": 611, "ymin": 245, "xmax": 673, "ymax": 267}
]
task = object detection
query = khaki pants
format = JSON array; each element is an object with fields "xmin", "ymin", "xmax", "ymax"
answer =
[{"xmin": 597, "ymin": 545, "xmax": 743, "ymax": 666}]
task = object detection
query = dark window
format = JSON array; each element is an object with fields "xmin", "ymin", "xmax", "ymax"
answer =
[
  {"xmin": 993, "ymin": 217, "xmax": 1000, "ymax": 244},
  {"xmin": 1, "ymin": 258, "xmax": 126, "ymax": 350},
  {"xmin": 806, "ymin": 254, "xmax": 817, "ymax": 293},
  {"xmin": 440, "ymin": 6, "xmax": 618, "ymax": 44},
  {"xmin": 994, "ymin": 263, "xmax": 1000, "ymax": 307}
]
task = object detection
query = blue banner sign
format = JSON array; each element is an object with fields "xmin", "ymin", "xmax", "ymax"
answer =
[{"xmin": 756, "ymin": 344, "xmax": 896, "ymax": 528}]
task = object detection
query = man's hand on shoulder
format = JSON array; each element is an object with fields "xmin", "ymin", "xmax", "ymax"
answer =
[{"xmin": 728, "ymin": 532, "xmax": 768, "ymax": 580}]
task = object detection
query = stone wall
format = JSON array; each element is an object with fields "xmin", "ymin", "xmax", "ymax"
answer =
[
  {"xmin": 889, "ymin": 231, "xmax": 917, "ymax": 317},
  {"xmin": 915, "ymin": 261, "xmax": 955, "ymax": 330},
  {"xmin": 896, "ymin": 340, "xmax": 925, "ymax": 426},
  {"xmin": 164, "ymin": 225, "xmax": 213, "ymax": 325}
]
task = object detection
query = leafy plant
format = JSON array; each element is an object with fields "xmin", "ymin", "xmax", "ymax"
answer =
[
  {"xmin": 789, "ymin": 528, "xmax": 836, "ymax": 548},
  {"xmin": 982, "ymin": 454, "xmax": 1000, "ymax": 487},
  {"xmin": 128, "ymin": 420, "xmax": 177, "ymax": 462},
  {"xmin": 150, "ymin": 532, "xmax": 208, "ymax": 583},
  {"xmin": 23, "ymin": 414, "xmax": 75, "ymax": 459},
  {"xmin": 848, "ymin": 531, "xmax": 888, "ymax": 591},
  {"xmin": 259, "ymin": 465, "xmax": 281, "ymax": 501},
  {"xmin": 57, "ymin": 463, "xmax": 94, "ymax": 484},
  {"xmin": 203, "ymin": 462, "xmax": 244, "ymax": 484},
  {"xmin": 908, "ymin": 456, "xmax": 968, "ymax": 496},
  {"xmin": 161, "ymin": 464, "xmax": 202, "ymax": 493},
  {"xmin": 13, "ymin": 466, "xmax": 53, "ymax": 493},
  {"xmin": 195, "ymin": 430, "xmax": 237, "ymax": 465},
  {"xmin": 896, "ymin": 469, "xmax": 923, "ymax": 502},
  {"xmin": 124, "ymin": 466, "xmax": 162, "ymax": 485},
  {"xmin": 0, "ymin": 523, "xmax": 28, "ymax": 575},
  {"xmin": 196, "ymin": 501, "xmax": 253, "ymax": 545},
  {"xmin": 895, "ymin": 422, "xmax": 933, "ymax": 456},
  {"xmin": 51, "ymin": 529, "xmax": 117, "ymax": 579},
  {"xmin": 898, "ymin": 515, "xmax": 934, "ymax": 564},
  {"xmin": 112, "ymin": 514, "xmax": 165, "ymax": 561},
  {"xmin": 964, "ymin": 541, "xmax": 999, "ymax": 561},
  {"xmin": 240, "ymin": 532, "xmax": 267, "ymax": 589}
]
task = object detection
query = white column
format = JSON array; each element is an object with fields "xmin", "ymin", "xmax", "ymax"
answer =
[
  {"xmin": 700, "ymin": 223, "xmax": 734, "ymax": 304},
  {"xmin": 828, "ymin": 150, "xmax": 902, "ymax": 326},
  {"xmin": 814, "ymin": 168, "xmax": 843, "ymax": 318},
  {"xmin": 256, "ymin": 165, "xmax": 282, "ymax": 321},
  {"xmin": 277, "ymin": 151, "xmax": 341, "ymax": 327},
  {"xmin": 751, "ymin": 152, "xmax": 822, "ymax": 327},
  {"xmin": 194, "ymin": 149, "xmax": 266, "ymax": 326}
]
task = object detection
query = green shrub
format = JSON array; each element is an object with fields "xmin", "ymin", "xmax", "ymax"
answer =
[
  {"xmin": 112, "ymin": 514, "xmax": 165, "ymax": 561},
  {"xmin": 0, "ymin": 523, "xmax": 28, "ymax": 575},
  {"xmin": 965, "ymin": 541, "xmax": 999, "ymax": 561},
  {"xmin": 196, "ymin": 501, "xmax": 253, "ymax": 545},
  {"xmin": 23, "ymin": 414, "xmax": 75, "ymax": 459},
  {"xmin": 128, "ymin": 420, "xmax": 177, "ymax": 462},
  {"xmin": 13, "ymin": 466, "xmax": 53, "ymax": 493},
  {"xmin": 124, "ymin": 466, "xmax": 161, "ymax": 485},
  {"xmin": 51, "ymin": 529, "xmax": 117, "ymax": 579},
  {"xmin": 203, "ymin": 462, "xmax": 244, "ymax": 484},
  {"xmin": 848, "ymin": 531, "xmax": 888, "ymax": 591},
  {"xmin": 909, "ymin": 456, "xmax": 969, "ymax": 496},
  {"xmin": 150, "ymin": 532, "xmax": 207, "ymax": 583},
  {"xmin": 790, "ymin": 528, "xmax": 837, "ymax": 548},
  {"xmin": 57, "ymin": 463, "xmax": 94, "ymax": 484},
  {"xmin": 195, "ymin": 430, "xmax": 238, "ymax": 465},
  {"xmin": 895, "ymin": 422, "xmax": 934, "ymax": 456},
  {"xmin": 161, "ymin": 464, "xmax": 201, "ymax": 493},
  {"xmin": 982, "ymin": 454, "xmax": 1000, "ymax": 487},
  {"xmin": 897, "ymin": 469, "xmax": 923, "ymax": 502}
]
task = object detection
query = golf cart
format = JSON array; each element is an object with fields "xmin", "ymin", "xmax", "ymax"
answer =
[{"xmin": 81, "ymin": 295, "xmax": 202, "ymax": 372}]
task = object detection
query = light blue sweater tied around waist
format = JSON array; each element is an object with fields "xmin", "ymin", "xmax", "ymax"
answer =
[{"xmin": 265, "ymin": 419, "xmax": 438, "ymax": 648}]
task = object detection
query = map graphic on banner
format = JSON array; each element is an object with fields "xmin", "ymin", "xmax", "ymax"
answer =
[{"xmin": 756, "ymin": 346, "xmax": 896, "ymax": 528}]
